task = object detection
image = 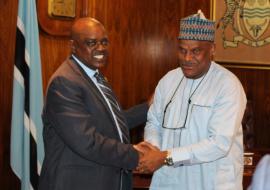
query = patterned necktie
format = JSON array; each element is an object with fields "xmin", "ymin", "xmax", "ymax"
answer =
[{"xmin": 94, "ymin": 72, "xmax": 130, "ymax": 143}]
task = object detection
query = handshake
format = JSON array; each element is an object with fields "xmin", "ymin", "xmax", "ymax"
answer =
[{"xmin": 133, "ymin": 141, "xmax": 168, "ymax": 174}]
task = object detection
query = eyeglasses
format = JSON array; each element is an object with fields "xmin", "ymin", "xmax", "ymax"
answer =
[
  {"xmin": 162, "ymin": 97, "xmax": 191, "ymax": 130},
  {"xmin": 161, "ymin": 72, "xmax": 207, "ymax": 130},
  {"xmin": 161, "ymin": 76, "xmax": 190, "ymax": 130},
  {"xmin": 84, "ymin": 38, "xmax": 109, "ymax": 48}
]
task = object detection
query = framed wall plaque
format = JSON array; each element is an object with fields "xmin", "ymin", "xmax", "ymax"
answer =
[
  {"xmin": 211, "ymin": 0, "xmax": 270, "ymax": 66},
  {"xmin": 48, "ymin": 0, "xmax": 76, "ymax": 18},
  {"xmin": 38, "ymin": 0, "xmax": 88, "ymax": 36}
]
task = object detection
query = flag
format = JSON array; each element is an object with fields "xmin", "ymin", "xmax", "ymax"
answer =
[{"xmin": 10, "ymin": 0, "xmax": 44, "ymax": 189}]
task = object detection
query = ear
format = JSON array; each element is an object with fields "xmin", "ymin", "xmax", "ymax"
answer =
[
  {"xmin": 70, "ymin": 40, "xmax": 76, "ymax": 53},
  {"xmin": 210, "ymin": 43, "xmax": 216, "ymax": 56}
]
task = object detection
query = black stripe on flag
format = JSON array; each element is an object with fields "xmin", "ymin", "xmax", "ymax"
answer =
[{"xmin": 15, "ymin": 26, "xmax": 39, "ymax": 190}]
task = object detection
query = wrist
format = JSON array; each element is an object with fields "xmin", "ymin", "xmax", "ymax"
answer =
[{"xmin": 164, "ymin": 150, "xmax": 174, "ymax": 166}]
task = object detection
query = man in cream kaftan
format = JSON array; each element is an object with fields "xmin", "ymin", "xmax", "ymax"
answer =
[
  {"xmin": 144, "ymin": 62, "xmax": 246, "ymax": 190},
  {"xmin": 139, "ymin": 10, "xmax": 247, "ymax": 190}
]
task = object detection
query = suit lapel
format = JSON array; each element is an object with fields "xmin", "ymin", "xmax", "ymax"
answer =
[{"xmin": 68, "ymin": 58, "xmax": 119, "ymax": 132}]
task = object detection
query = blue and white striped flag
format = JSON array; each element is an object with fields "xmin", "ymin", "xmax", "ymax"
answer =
[{"xmin": 10, "ymin": 0, "xmax": 44, "ymax": 189}]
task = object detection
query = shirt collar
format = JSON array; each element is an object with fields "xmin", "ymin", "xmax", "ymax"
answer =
[{"xmin": 71, "ymin": 54, "xmax": 97, "ymax": 79}]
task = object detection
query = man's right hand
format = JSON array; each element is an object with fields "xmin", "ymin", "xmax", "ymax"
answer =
[{"xmin": 133, "ymin": 141, "xmax": 167, "ymax": 174}]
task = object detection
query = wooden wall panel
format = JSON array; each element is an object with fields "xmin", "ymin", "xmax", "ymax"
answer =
[
  {"xmin": 39, "ymin": 34, "xmax": 71, "ymax": 92},
  {"xmin": 227, "ymin": 66, "xmax": 270, "ymax": 148},
  {"xmin": 0, "ymin": 0, "xmax": 269, "ymax": 189}
]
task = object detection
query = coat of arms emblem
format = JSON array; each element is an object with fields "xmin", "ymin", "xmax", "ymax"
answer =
[{"xmin": 217, "ymin": 0, "xmax": 270, "ymax": 48}]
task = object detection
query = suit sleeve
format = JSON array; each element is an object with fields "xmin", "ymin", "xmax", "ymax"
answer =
[
  {"xmin": 124, "ymin": 103, "xmax": 148, "ymax": 129},
  {"xmin": 43, "ymin": 76, "xmax": 139, "ymax": 170}
]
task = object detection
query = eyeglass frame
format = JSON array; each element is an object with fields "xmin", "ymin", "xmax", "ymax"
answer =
[
  {"xmin": 84, "ymin": 38, "xmax": 109, "ymax": 48},
  {"xmin": 161, "ymin": 76, "xmax": 191, "ymax": 130},
  {"xmin": 161, "ymin": 72, "xmax": 207, "ymax": 130}
]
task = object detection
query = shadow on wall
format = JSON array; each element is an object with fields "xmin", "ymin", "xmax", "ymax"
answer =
[{"xmin": 242, "ymin": 100, "xmax": 255, "ymax": 150}]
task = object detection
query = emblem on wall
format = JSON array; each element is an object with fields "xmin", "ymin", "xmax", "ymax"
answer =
[{"xmin": 217, "ymin": 0, "xmax": 270, "ymax": 48}]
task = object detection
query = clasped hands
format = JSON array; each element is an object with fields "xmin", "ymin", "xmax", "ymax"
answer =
[{"xmin": 133, "ymin": 141, "xmax": 167, "ymax": 174}]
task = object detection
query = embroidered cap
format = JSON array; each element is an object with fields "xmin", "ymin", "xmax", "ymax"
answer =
[{"xmin": 178, "ymin": 10, "xmax": 215, "ymax": 42}]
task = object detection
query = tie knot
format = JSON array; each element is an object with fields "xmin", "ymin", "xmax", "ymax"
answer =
[{"xmin": 94, "ymin": 72, "xmax": 105, "ymax": 83}]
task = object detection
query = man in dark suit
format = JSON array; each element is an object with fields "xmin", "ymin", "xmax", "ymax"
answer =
[{"xmin": 39, "ymin": 17, "xmax": 150, "ymax": 190}]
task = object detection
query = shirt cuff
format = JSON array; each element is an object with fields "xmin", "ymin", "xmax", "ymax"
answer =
[{"xmin": 170, "ymin": 147, "xmax": 192, "ymax": 167}]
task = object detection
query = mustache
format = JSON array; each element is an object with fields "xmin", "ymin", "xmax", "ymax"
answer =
[
  {"xmin": 179, "ymin": 59, "xmax": 200, "ymax": 66},
  {"xmin": 180, "ymin": 61, "xmax": 195, "ymax": 66},
  {"xmin": 182, "ymin": 61, "xmax": 193, "ymax": 65}
]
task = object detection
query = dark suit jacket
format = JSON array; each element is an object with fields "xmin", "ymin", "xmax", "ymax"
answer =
[{"xmin": 38, "ymin": 57, "xmax": 148, "ymax": 190}]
